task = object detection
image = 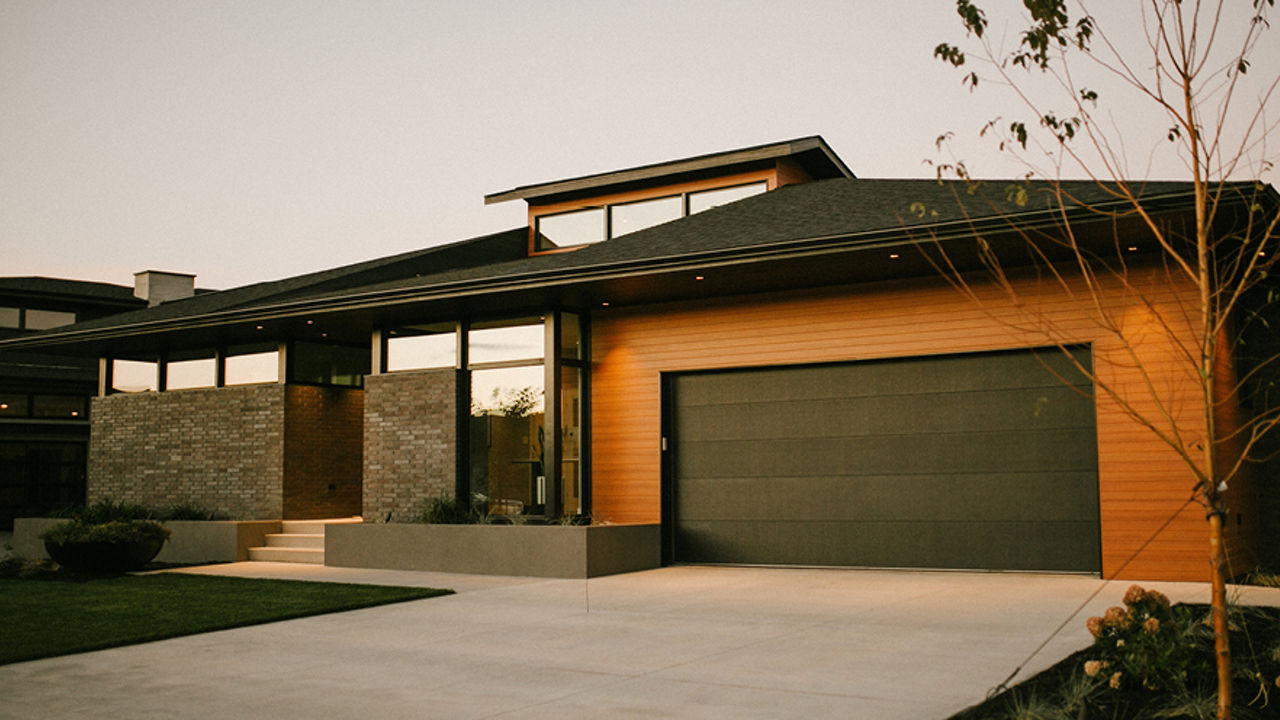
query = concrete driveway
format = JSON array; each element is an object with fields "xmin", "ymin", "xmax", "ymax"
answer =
[{"xmin": 4, "ymin": 563, "xmax": 1279, "ymax": 719}]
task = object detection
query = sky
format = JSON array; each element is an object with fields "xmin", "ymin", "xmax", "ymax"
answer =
[{"xmin": 2, "ymin": 1, "xmax": 1277, "ymax": 290}]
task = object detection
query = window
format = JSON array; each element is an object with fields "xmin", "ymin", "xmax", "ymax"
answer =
[
  {"xmin": 0, "ymin": 306, "xmax": 78, "ymax": 330},
  {"xmin": 0, "ymin": 393, "xmax": 28, "ymax": 416},
  {"xmin": 470, "ymin": 366, "xmax": 546, "ymax": 514},
  {"xmin": 165, "ymin": 353, "xmax": 216, "ymax": 391},
  {"xmin": 610, "ymin": 195, "xmax": 682, "ymax": 238},
  {"xmin": 224, "ymin": 344, "xmax": 279, "ymax": 386},
  {"xmin": 32, "ymin": 395, "xmax": 87, "ymax": 419},
  {"xmin": 688, "ymin": 181, "xmax": 766, "ymax": 214},
  {"xmin": 386, "ymin": 323, "xmax": 456, "ymax": 372},
  {"xmin": 469, "ymin": 319, "xmax": 545, "ymax": 364},
  {"xmin": 533, "ymin": 181, "xmax": 769, "ymax": 251},
  {"xmin": 293, "ymin": 342, "xmax": 368, "ymax": 387},
  {"xmin": 535, "ymin": 208, "xmax": 605, "ymax": 249},
  {"xmin": 111, "ymin": 359, "xmax": 158, "ymax": 393}
]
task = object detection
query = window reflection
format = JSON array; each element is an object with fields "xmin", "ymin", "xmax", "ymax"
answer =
[
  {"xmin": 470, "ymin": 366, "xmax": 546, "ymax": 515},
  {"xmin": 609, "ymin": 195, "xmax": 681, "ymax": 238},
  {"xmin": 386, "ymin": 323, "xmax": 456, "ymax": 372},
  {"xmin": 535, "ymin": 207, "xmax": 604, "ymax": 249},
  {"xmin": 469, "ymin": 319, "xmax": 544, "ymax": 364},
  {"xmin": 112, "ymin": 359, "xmax": 158, "ymax": 393},
  {"xmin": 688, "ymin": 181, "xmax": 767, "ymax": 214},
  {"xmin": 224, "ymin": 345, "xmax": 279, "ymax": 386},
  {"xmin": 166, "ymin": 357, "xmax": 216, "ymax": 390}
]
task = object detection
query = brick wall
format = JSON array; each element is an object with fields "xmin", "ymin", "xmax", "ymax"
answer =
[
  {"xmin": 88, "ymin": 385, "xmax": 286, "ymax": 519},
  {"xmin": 363, "ymin": 370, "xmax": 455, "ymax": 521},
  {"xmin": 283, "ymin": 385, "xmax": 364, "ymax": 519}
]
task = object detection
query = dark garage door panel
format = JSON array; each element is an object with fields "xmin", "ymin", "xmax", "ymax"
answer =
[{"xmin": 671, "ymin": 349, "xmax": 1101, "ymax": 572}]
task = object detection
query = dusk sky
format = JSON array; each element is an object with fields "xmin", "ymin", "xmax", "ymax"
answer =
[{"xmin": 3, "ymin": 1, "xmax": 1276, "ymax": 290}]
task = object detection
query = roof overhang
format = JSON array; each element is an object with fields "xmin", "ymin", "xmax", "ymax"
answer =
[{"xmin": 0, "ymin": 197, "xmax": 1201, "ymax": 359}]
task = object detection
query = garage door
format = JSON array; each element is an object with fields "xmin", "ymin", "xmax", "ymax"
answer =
[{"xmin": 667, "ymin": 348, "xmax": 1100, "ymax": 572}]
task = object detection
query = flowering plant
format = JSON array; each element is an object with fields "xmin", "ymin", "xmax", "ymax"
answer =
[{"xmin": 1082, "ymin": 584, "xmax": 1209, "ymax": 692}]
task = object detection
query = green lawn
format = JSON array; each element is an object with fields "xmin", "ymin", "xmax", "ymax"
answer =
[{"xmin": 0, "ymin": 573, "xmax": 452, "ymax": 664}]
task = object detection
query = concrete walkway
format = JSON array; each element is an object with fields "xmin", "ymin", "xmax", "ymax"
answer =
[{"xmin": 4, "ymin": 563, "xmax": 1279, "ymax": 719}]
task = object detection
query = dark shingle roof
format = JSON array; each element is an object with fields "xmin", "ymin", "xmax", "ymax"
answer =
[{"xmin": 6, "ymin": 175, "xmax": 1266, "ymax": 347}]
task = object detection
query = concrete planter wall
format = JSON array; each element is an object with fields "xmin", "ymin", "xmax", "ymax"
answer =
[
  {"xmin": 326, "ymin": 522, "xmax": 661, "ymax": 578},
  {"xmin": 12, "ymin": 518, "xmax": 280, "ymax": 564}
]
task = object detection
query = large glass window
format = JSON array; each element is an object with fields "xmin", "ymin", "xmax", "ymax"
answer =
[
  {"xmin": 465, "ymin": 313, "xmax": 587, "ymax": 520},
  {"xmin": 688, "ymin": 181, "xmax": 767, "ymax": 214},
  {"xmin": 165, "ymin": 354, "xmax": 216, "ymax": 391},
  {"xmin": 111, "ymin": 359, "xmax": 158, "ymax": 393},
  {"xmin": 470, "ymin": 366, "xmax": 546, "ymax": 515},
  {"xmin": 224, "ymin": 344, "xmax": 279, "ymax": 386},
  {"xmin": 386, "ymin": 323, "xmax": 456, "ymax": 372},
  {"xmin": 610, "ymin": 195, "xmax": 682, "ymax": 238},
  {"xmin": 535, "ymin": 208, "xmax": 605, "ymax": 249}
]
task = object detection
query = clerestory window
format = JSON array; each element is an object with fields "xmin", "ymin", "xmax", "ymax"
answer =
[{"xmin": 532, "ymin": 181, "xmax": 767, "ymax": 251}]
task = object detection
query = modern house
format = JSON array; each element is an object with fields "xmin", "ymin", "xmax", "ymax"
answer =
[
  {"xmin": 4, "ymin": 136, "xmax": 1274, "ymax": 581},
  {"xmin": 0, "ymin": 276, "xmax": 150, "ymax": 528}
]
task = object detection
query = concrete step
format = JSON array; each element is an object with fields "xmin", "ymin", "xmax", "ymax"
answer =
[
  {"xmin": 263, "ymin": 533, "xmax": 324, "ymax": 549},
  {"xmin": 247, "ymin": 546, "xmax": 325, "ymax": 564},
  {"xmin": 281, "ymin": 517, "xmax": 362, "ymax": 535}
]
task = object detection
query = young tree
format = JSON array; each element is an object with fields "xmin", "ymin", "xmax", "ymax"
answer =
[{"xmin": 928, "ymin": 2, "xmax": 1280, "ymax": 717}]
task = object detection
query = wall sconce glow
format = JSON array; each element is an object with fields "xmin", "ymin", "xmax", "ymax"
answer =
[
  {"xmin": 695, "ymin": 275, "xmax": 705, "ymax": 281},
  {"xmin": 1127, "ymin": 246, "xmax": 1138, "ymax": 252},
  {"xmin": 889, "ymin": 253, "xmax": 900, "ymax": 260},
  {"xmin": 0, "ymin": 404, "xmax": 7, "ymax": 410},
  {"xmin": 306, "ymin": 320, "xmax": 314, "ymax": 325},
  {"xmin": 255, "ymin": 325, "xmax": 264, "ymax": 330},
  {"xmin": 601, "ymin": 302, "xmax": 610, "ymax": 307}
]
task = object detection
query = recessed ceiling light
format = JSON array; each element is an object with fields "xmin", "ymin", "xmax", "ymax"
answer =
[
  {"xmin": 601, "ymin": 302, "xmax": 610, "ymax": 307},
  {"xmin": 1127, "ymin": 246, "xmax": 1138, "ymax": 252},
  {"xmin": 694, "ymin": 275, "xmax": 705, "ymax": 281},
  {"xmin": 306, "ymin": 320, "xmax": 313, "ymax": 325},
  {"xmin": 889, "ymin": 253, "xmax": 900, "ymax": 260},
  {"xmin": 255, "ymin": 325, "xmax": 264, "ymax": 330}
]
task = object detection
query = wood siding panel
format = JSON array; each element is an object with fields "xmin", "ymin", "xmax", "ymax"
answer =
[{"xmin": 590, "ymin": 271, "xmax": 1258, "ymax": 581}]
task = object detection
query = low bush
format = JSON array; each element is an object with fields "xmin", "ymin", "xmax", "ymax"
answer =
[
  {"xmin": 41, "ymin": 519, "xmax": 171, "ymax": 546},
  {"xmin": 411, "ymin": 495, "xmax": 479, "ymax": 524}
]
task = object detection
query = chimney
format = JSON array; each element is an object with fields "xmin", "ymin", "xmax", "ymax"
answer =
[{"xmin": 133, "ymin": 270, "xmax": 196, "ymax": 307}]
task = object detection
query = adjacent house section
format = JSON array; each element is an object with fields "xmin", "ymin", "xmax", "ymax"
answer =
[
  {"xmin": 0, "ymin": 277, "xmax": 147, "ymax": 528},
  {"xmin": 3, "ymin": 136, "xmax": 1274, "ymax": 581}
]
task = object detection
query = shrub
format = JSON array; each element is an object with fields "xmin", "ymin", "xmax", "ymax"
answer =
[
  {"xmin": 1082, "ymin": 584, "xmax": 1211, "ymax": 693},
  {"xmin": 41, "ymin": 520, "xmax": 171, "ymax": 546},
  {"xmin": 53, "ymin": 499, "xmax": 155, "ymax": 523},
  {"xmin": 411, "ymin": 495, "xmax": 478, "ymax": 525}
]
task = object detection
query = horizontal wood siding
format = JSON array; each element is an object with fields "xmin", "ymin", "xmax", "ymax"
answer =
[{"xmin": 590, "ymin": 269, "xmax": 1259, "ymax": 581}]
